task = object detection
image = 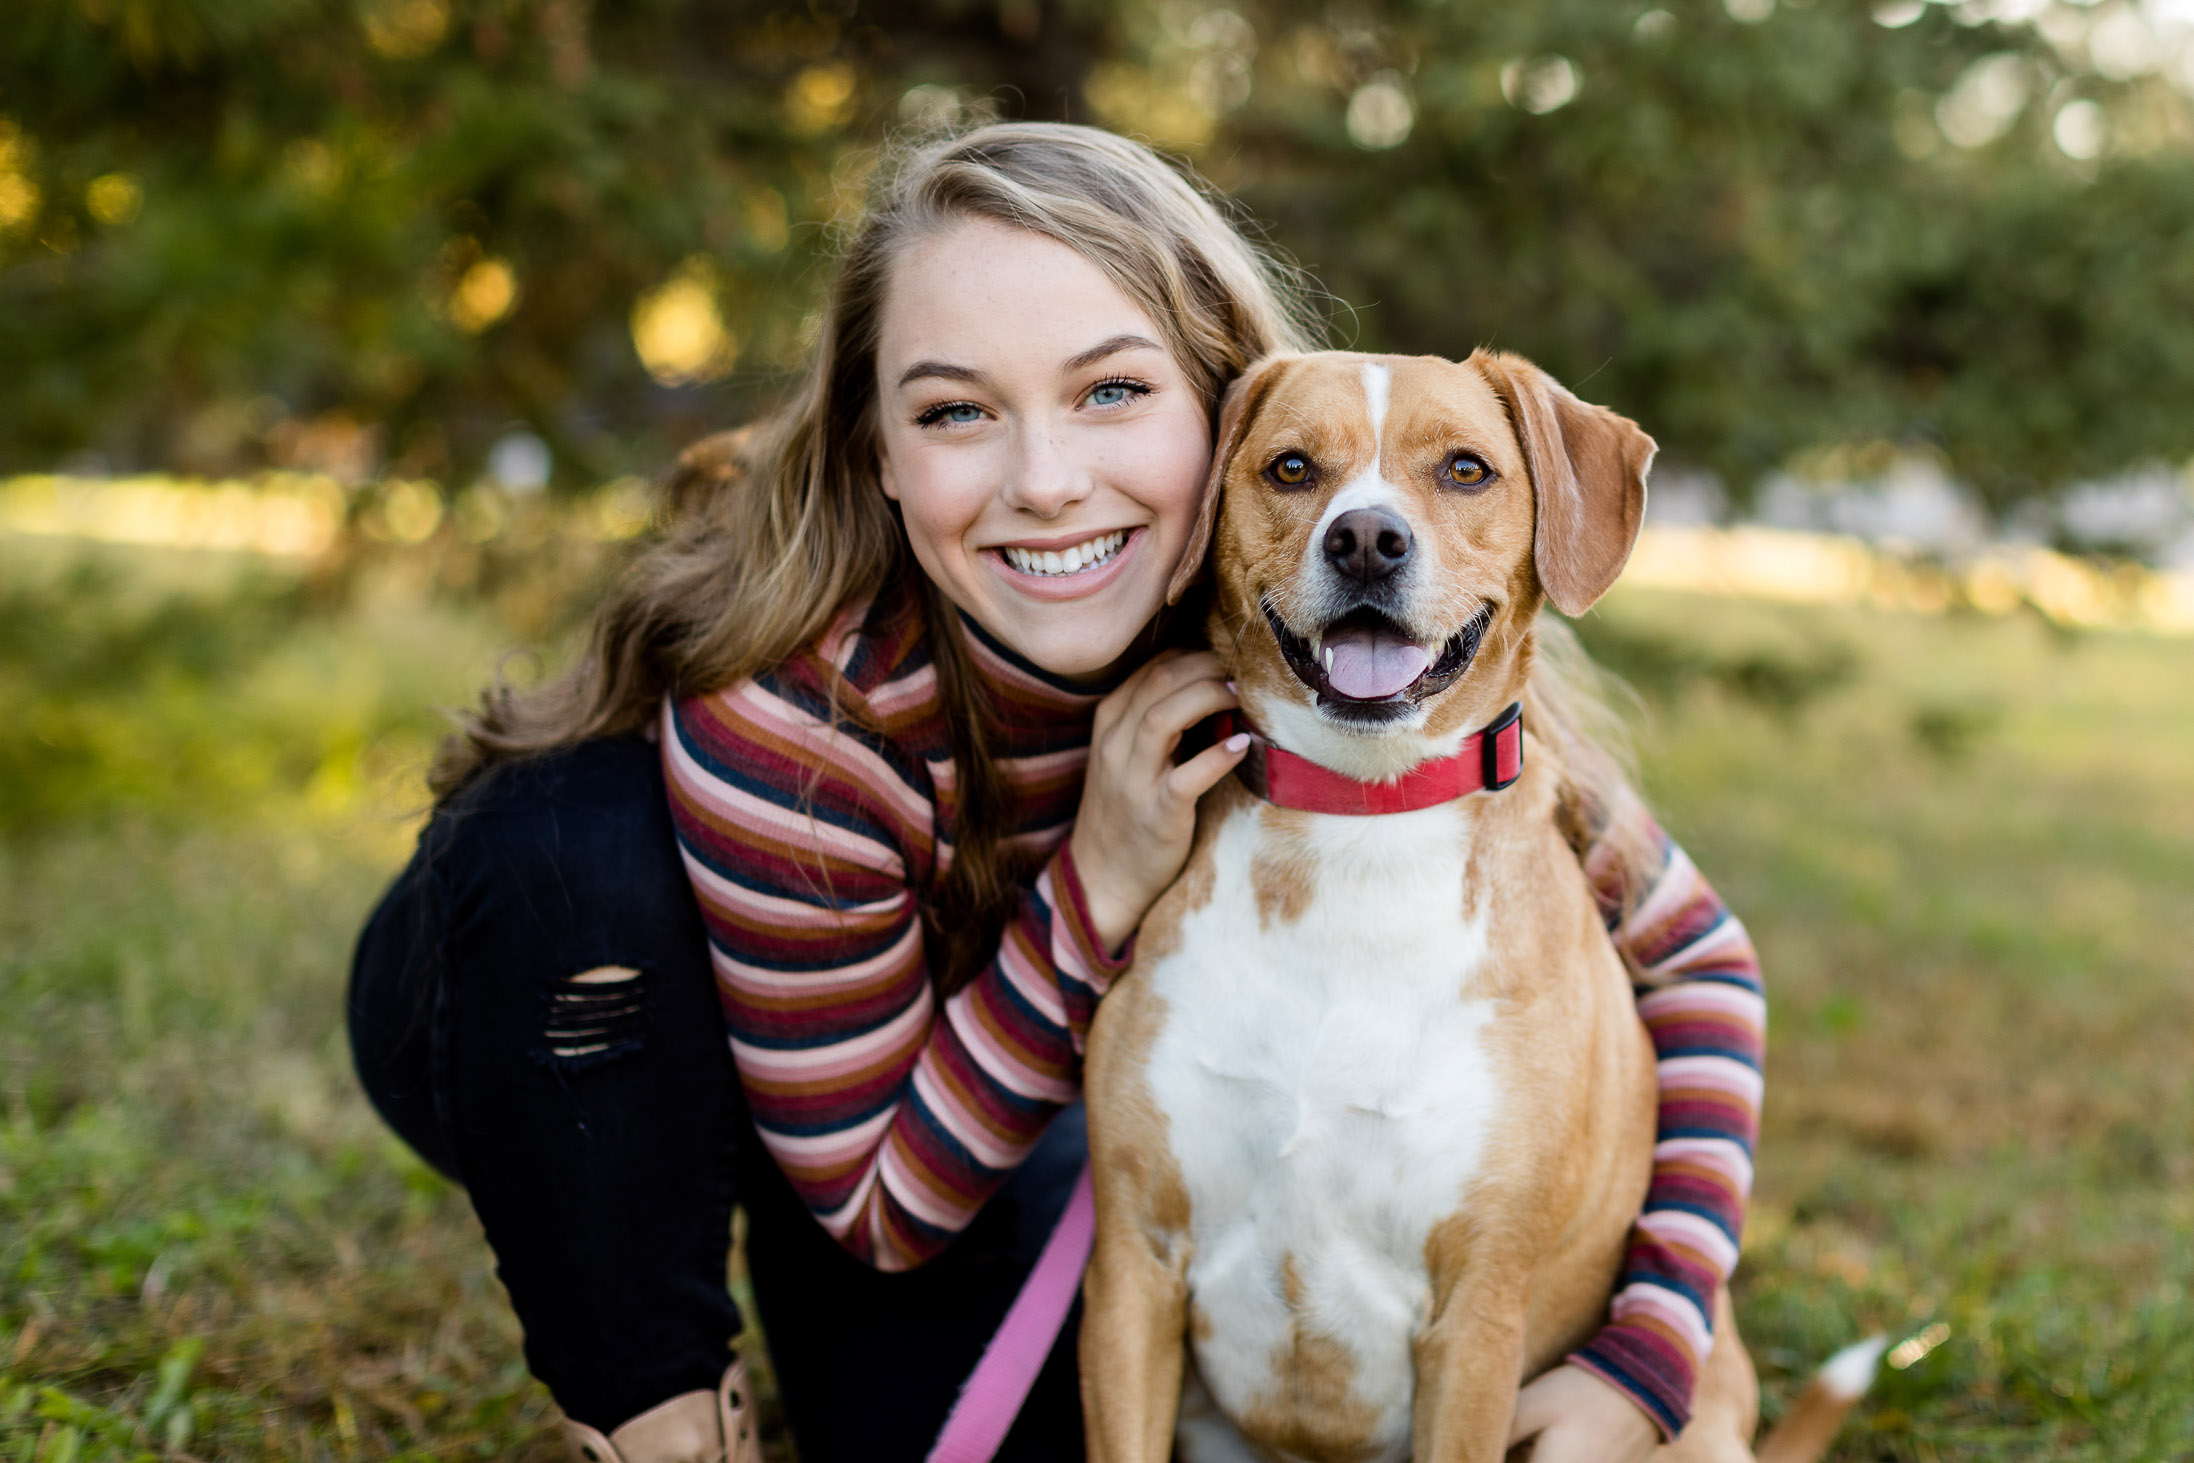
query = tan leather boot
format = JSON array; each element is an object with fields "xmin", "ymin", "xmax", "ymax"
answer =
[{"xmin": 562, "ymin": 1358, "xmax": 763, "ymax": 1463}]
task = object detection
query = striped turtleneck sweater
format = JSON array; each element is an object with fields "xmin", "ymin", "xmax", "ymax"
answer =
[{"xmin": 661, "ymin": 586, "xmax": 1764, "ymax": 1439}]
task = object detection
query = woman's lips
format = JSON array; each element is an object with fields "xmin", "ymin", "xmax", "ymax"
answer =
[{"xmin": 984, "ymin": 527, "xmax": 1145, "ymax": 602}]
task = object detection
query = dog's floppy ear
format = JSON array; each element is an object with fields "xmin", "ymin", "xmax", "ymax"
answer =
[
  {"xmin": 1470, "ymin": 349, "xmax": 1655, "ymax": 617},
  {"xmin": 1166, "ymin": 353, "xmax": 1297, "ymax": 606}
]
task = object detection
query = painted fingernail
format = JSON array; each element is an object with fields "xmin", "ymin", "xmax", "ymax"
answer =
[
  {"xmin": 1225, "ymin": 680, "xmax": 1238, "ymax": 694},
  {"xmin": 1225, "ymin": 732, "xmax": 1252, "ymax": 752}
]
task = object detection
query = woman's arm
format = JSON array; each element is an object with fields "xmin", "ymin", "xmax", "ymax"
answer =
[
  {"xmin": 662, "ymin": 678, "xmax": 1128, "ymax": 1271},
  {"xmin": 661, "ymin": 646, "xmax": 1240, "ymax": 1273},
  {"xmin": 1564, "ymin": 822, "xmax": 1766, "ymax": 1440}
]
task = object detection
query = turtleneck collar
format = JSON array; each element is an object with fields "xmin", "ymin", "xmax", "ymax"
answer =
[{"xmin": 956, "ymin": 608, "xmax": 1124, "ymax": 747}]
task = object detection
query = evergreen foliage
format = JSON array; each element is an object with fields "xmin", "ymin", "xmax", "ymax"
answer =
[{"xmin": 3, "ymin": 0, "xmax": 2191, "ymax": 509}]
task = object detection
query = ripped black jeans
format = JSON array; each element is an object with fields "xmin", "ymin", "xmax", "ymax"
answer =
[{"xmin": 347, "ymin": 737, "xmax": 1086, "ymax": 1459}]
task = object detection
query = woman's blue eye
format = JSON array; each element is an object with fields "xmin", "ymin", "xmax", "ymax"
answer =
[
  {"xmin": 1086, "ymin": 379, "xmax": 1147, "ymax": 408},
  {"xmin": 945, "ymin": 404, "xmax": 982, "ymax": 423}
]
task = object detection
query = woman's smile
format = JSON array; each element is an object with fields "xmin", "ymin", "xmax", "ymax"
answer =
[
  {"xmin": 986, "ymin": 526, "xmax": 1143, "ymax": 601},
  {"xmin": 995, "ymin": 527, "xmax": 1130, "ymax": 577}
]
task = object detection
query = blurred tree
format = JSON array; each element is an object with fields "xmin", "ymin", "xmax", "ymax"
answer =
[
  {"xmin": 0, "ymin": 0, "xmax": 1111, "ymax": 483},
  {"xmin": 3, "ymin": 0, "xmax": 2192, "ymax": 515},
  {"xmin": 1153, "ymin": 0, "xmax": 2194, "ymax": 509}
]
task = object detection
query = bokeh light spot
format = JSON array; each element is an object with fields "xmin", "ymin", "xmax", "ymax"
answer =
[
  {"xmin": 632, "ymin": 258, "xmax": 738, "ymax": 386},
  {"xmin": 488, "ymin": 430, "xmax": 551, "ymax": 494},
  {"xmin": 450, "ymin": 258, "xmax": 518, "ymax": 333},
  {"xmin": 2087, "ymin": 5, "xmax": 2162, "ymax": 79},
  {"xmin": 1501, "ymin": 55, "xmax": 1580, "ymax": 115},
  {"xmin": 899, "ymin": 83, "xmax": 964, "ymax": 129},
  {"xmin": 1346, "ymin": 73, "xmax": 1416, "ymax": 148},
  {"xmin": 363, "ymin": 0, "xmax": 451, "ymax": 59},
  {"xmin": 2053, "ymin": 98, "xmax": 2107, "ymax": 158},
  {"xmin": 0, "ymin": 122, "xmax": 40, "ymax": 231},
  {"xmin": 788, "ymin": 64, "xmax": 857, "ymax": 134},
  {"xmin": 380, "ymin": 480, "xmax": 444, "ymax": 543},
  {"xmin": 86, "ymin": 173, "xmax": 142, "ymax": 225},
  {"xmin": 1936, "ymin": 53, "xmax": 2033, "ymax": 147}
]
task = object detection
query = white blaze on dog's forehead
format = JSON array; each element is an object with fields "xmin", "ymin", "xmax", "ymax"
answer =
[{"xmin": 1359, "ymin": 360, "xmax": 1391, "ymax": 444}]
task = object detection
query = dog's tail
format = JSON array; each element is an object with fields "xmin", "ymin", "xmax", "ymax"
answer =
[{"xmin": 1751, "ymin": 1334, "xmax": 1889, "ymax": 1463}]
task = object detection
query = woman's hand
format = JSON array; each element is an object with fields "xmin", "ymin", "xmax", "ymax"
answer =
[
  {"xmin": 1505, "ymin": 1364, "xmax": 1660, "ymax": 1463},
  {"xmin": 1069, "ymin": 649, "xmax": 1248, "ymax": 952}
]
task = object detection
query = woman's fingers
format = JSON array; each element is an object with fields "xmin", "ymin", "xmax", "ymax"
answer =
[
  {"xmin": 1129, "ymin": 674, "xmax": 1238, "ymax": 769},
  {"xmin": 1504, "ymin": 1369, "xmax": 1563, "ymax": 1446},
  {"xmin": 1511, "ymin": 1428, "xmax": 1592, "ymax": 1463},
  {"xmin": 1104, "ymin": 649, "xmax": 1226, "ymax": 721},
  {"xmin": 1501, "ymin": 1368, "xmax": 1657, "ymax": 1463},
  {"xmin": 1505, "ymin": 1401, "xmax": 1552, "ymax": 1448},
  {"xmin": 1135, "ymin": 647, "xmax": 1226, "ymax": 683},
  {"xmin": 1069, "ymin": 648, "xmax": 1244, "ymax": 951},
  {"xmin": 1091, "ymin": 648, "xmax": 1232, "ymax": 776},
  {"xmin": 1165, "ymin": 732, "xmax": 1251, "ymax": 803}
]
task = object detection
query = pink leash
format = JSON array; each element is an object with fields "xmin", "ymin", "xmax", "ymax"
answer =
[{"xmin": 925, "ymin": 1162, "xmax": 1096, "ymax": 1463}]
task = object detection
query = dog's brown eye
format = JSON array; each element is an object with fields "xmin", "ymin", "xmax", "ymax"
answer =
[
  {"xmin": 1268, "ymin": 452, "xmax": 1312, "ymax": 487},
  {"xmin": 1445, "ymin": 454, "xmax": 1492, "ymax": 489}
]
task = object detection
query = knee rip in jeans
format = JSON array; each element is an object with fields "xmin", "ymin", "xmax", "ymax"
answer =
[{"xmin": 533, "ymin": 965, "xmax": 647, "ymax": 1070}]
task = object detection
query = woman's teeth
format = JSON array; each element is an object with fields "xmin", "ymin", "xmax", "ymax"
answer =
[{"xmin": 1001, "ymin": 531, "xmax": 1128, "ymax": 577}]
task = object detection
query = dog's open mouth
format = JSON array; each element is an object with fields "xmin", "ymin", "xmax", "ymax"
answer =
[{"xmin": 1263, "ymin": 601, "xmax": 1493, "ymax": 721}]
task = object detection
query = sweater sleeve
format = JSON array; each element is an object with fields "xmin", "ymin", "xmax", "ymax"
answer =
[
  {"xmin": 660, "ymin": 682, "xmax": 1129, "ymax": 1272},
  {"xmin": 1565, "ymin": 823, "xmax": 1766, "ymax": 1439}
]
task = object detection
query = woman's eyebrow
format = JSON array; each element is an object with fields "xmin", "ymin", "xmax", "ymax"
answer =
[
  {"xmin": 896, "ymin": 360, "xmax": 989, "ymax": 389},
  {"xmin": 1063, "ymin": 333, "xmax": 1164, "ymax": 371}
]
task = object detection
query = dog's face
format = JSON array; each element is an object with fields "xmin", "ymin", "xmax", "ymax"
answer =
[{"xmin": 1178, "ymin": 350, "xmax": 1653, "ymax": 775}]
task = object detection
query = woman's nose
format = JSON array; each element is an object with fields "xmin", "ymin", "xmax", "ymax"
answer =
[{"xmin": 1000, "ymin": 426, "xmax": 1093, "ymax": 518}]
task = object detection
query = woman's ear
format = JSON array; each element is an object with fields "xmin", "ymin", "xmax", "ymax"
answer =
[
  {"xmin": 1165, "ymin": 354, "xmax": 1297, "ymax": 606},
  {"xmin": 1469, "ymin": 349, "xmax": 1655, "ymax": 618},
  {"xmin": 877, "ymin": 443, "xmax": 900, "ymax": 502}
]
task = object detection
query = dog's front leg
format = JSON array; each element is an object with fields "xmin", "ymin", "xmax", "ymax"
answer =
[
  {"xmin": 1079, "ymin": 1200, "xmax": 1192, "ymax": 1463},
  {"xmin": 1409, "ymin": 1277, "xmax": 1532, "ymax": 1463}
]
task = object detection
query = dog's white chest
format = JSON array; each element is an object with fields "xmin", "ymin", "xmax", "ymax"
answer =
[{"xmin": 1144, "ymin": 801, "xmax": 1501, "ymax": 1462}]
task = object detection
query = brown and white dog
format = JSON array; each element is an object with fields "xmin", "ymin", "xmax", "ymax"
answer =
[{"xmin": 1079, "ymin": 351, "xmax": 1873, "ymax": 1463}]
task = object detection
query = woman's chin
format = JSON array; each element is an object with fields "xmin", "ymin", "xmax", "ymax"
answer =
[
  {"xmin": 995, "ymin": 616, "xmax": 1147, "ymax": 685},
  {"xmin": 976, "ymin": 589, "xmax": 1159, "ymax": 684}
]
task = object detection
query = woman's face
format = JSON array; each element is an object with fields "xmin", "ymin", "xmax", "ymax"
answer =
[{"xmin": 875, "ymin": 218, "xmax": 1213, "ymax": 681}]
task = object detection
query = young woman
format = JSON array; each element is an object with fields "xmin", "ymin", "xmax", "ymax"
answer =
[{"xmin": 349, "ymin": 123, "xmax": 1764, "ymax": 1463}]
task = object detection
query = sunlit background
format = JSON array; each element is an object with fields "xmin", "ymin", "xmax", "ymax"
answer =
[{"xmin": 3, "ymin": 1, "xmax": 2191, "ymax": 1459}]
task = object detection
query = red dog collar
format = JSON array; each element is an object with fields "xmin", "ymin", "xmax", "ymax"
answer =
[{"xmin": 1218, "ymin": 702, "xmax": 1524, "ymax": 816}]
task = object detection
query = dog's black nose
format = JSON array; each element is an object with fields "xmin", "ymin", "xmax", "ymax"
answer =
[{"xmin": 1324, "ymin": 507, "xmax": 1414, "ymax": 583}]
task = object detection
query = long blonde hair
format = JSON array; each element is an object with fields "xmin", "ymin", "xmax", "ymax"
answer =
[
  {"xmin": 1524, "ymin": 614, "xmax": 1665, "ymax": 920},
  {"xmin": 433, "ymin": 122, "xmax": 1319, "ymax": 989}
]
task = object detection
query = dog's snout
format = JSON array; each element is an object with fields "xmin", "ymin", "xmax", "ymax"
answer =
[{"xmin": 1324, "ymin": 507, "xmax": 1414, "ymax": 584}]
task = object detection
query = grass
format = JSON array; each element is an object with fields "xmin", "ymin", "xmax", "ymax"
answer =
[
  {"xmin": 1576, "ymin": 594, "xmax": 2194, "ymax": 1459},
  {"xmin": 2, "ymin": 532, "xmax": 2190, "ymax": 1461}
]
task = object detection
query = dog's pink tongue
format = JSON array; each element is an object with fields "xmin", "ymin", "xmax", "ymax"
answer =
[{"xmin": 1322, "ymin": 625, "xmax": 1430, "ymax": 699}]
